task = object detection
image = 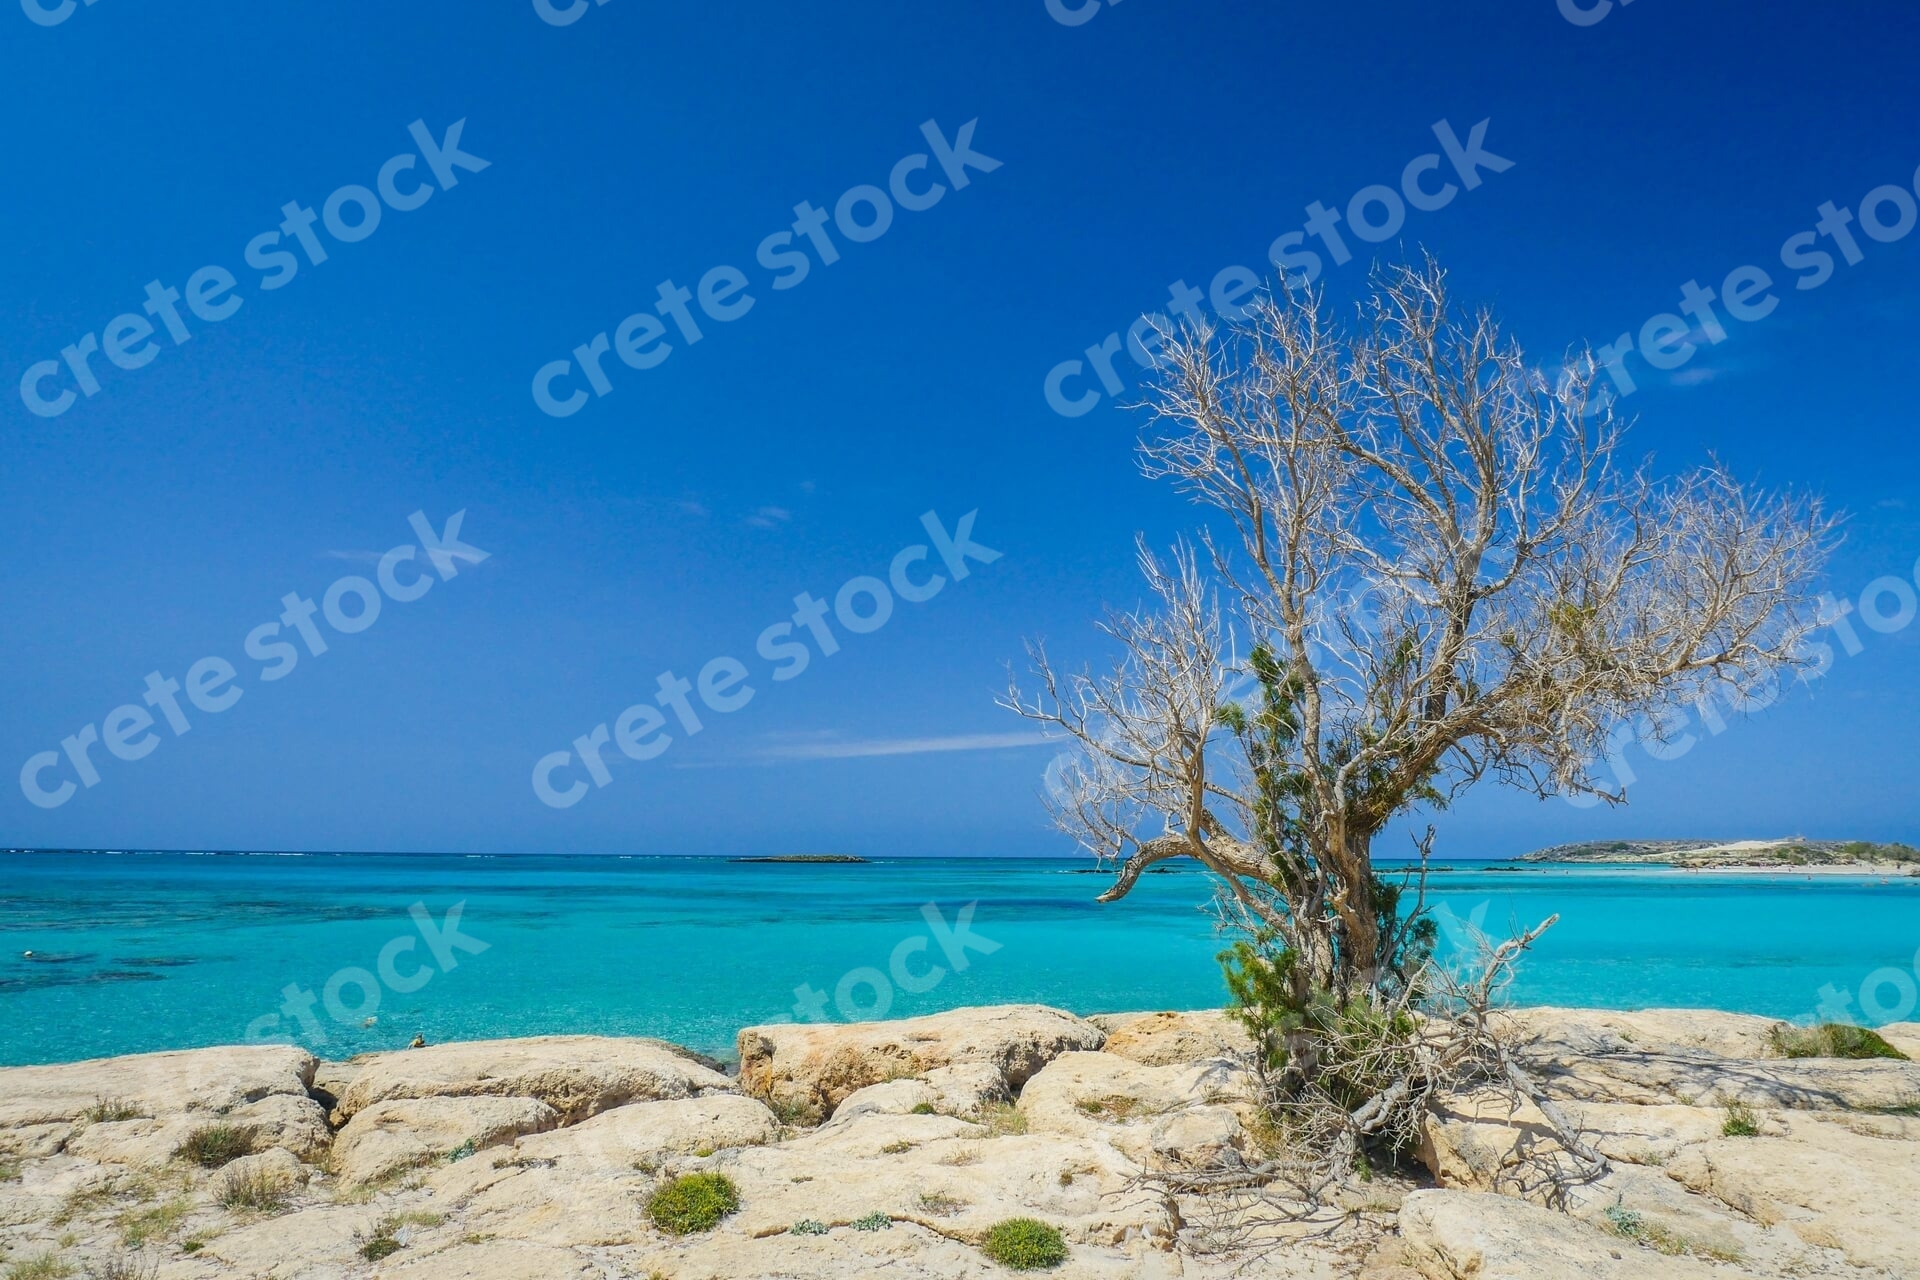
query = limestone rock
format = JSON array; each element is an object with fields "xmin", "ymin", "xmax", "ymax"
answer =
[
  {"xmin": 231, "ymin": 1092, "xmax": 334, "ymax": 1160},
  {"xmin": 334, "ymin": 1095, "xmax": 559, "ymax": 1184},
  {"xmin": 1149, "ymin": 1104, "xmax": 1245, "ymax": 1169},
  {"xmin": 62, "ymin": 1116, "xmax": 197, "ymax": 1169},
  {"xmin": 411, "ymin": 1095, "xmax": 779, "ymax": 1249},
  {"xmin": 201, "ymin": 1203, "xmax": 379, "ymax": 1275},
  {"xmin": 378, "ymin": 1239, "xmax": 598, "ymax": 1278},
  {"xmin": 334, "ymin": 1035, "xmax": 732, "ymax": 1123},
  {"xmin": 1560, "ymin": 1162, "xmax": 1755, "ymax": 1264},
  {"xmin": 1498, "ymin": 1007, "xmax": 1781, "ymax": 1061},
  {"xmin": 1018, "ymin": 1050, "xmax": 1257, "ymax": 1159},
  {"xmin": 511, "ymin": 1093, "xmax": 779, "ymax": 1168},
  {"xmin": 216, "ymin": 1146, "xmax": 311, "ymax": 1197},
  {"xmin": 0, "ymin": 1044, "xmax": 316, "ymax": 1130},
  {"xmin": 828, "ymin": 1062, "xmax": 1010, "ymax": 1125},
  {"xmin": 736, "ymin": 1004, "xmax": 1105, "ymax": 1117},
  {"xmin": 1093, "ymin": 1010, "xmax": 1254, "ymax": 1066},
  {"xmin": 1416, "ymin": 1088, "xmax": 1577, "ymax": 1194},
  {"xmin": 1664, "ymin": 1117, "xmax": 1920, "ymax": 1274},
  {"xmin": 1522, "ymin": 1044, "xmax": 1920, "ymax": 1110},
  {"xmin": 722, "ymin": 1109, "xmax": 1175, "ymax": 1246},
  {"xmin": 1554, "ymin": 1101, "xmax": 1741, "ymax": 1165},
  {"xmin": 624, "ymin": 1222, "xmax": 1178, "ymax": 1280},
  {"xmin": 1399, "ymin": 1188, "xmax": 1724, "ymax": 1280},
  {"xmin": 1877, "ymin": 1020, "xmax": 1920, "ymax": 1059},
  {"xmin": 923, "ymin": 1061, "xmax": 1012, "ymax": 1114},
  {"xmin": 825, "ymin": 1078, "xmax": 941, "ymax": 1124}
]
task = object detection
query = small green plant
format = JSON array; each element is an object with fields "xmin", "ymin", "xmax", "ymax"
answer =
[
  {"xmin": 1602, "ymin": 1202, "xmax": 1697, "ymax": 1257},
  {"xmin": 1603, "ymin": 1203, "xmax": 1641, "ymax": 1232},
  {"xmin": 177, "ymin": 1124, "xmax": 254, "ymax": 1169},
  {"xmin": 789, "ymin": 1219, "xmax": 829, "ymax": 1236},
  {"xmin": 53, "ymin": 1185, "xmax": 115, "ymax": 1227},
  {"xmin": 355, "ymin": 1210, "xmax": 437, "ymax": 1260},
  {"xmin": 880, "ymin": 1140, "xmax": 914, "ymax": 1155},
  {"xmin": 981, "ymin": 1218, "xmax": 1068, "ymax": 1270},
  {"xmin": 445, "ymin": 1139, "xmax": 478, "ymax": 1162},
  {"xmin": 646, "ymin": 1172, "xmax": 740, "ymax": 1236},
  {"xmin": 973, "ymin": 1103, "xmax": 1027, "ymax": 1137},
  {"xmin": 910, "ymin": 1102, "xmax": 938, "ymax": 1115},
  {"xmin": 1767, "ymin": 1022, "xmax": 1909, "ymax": 1061},
  {"xmin": 84, "ymin": 1099, "xmax": 141, "ymax": 1124},
  {"xmin": 917, "ymin": 1191, "xmax": 967, "ymax": 1216},
  {"xmin": 764, "ymin": 1095, "xmax": 823, "ymax": 1127},
  {"xmin": 6, "ymin": 1254, "xmax": 74, "ymax": 1280},
  {"xmin": 357, "ymin": 1216, "xmax": 403, "ymax": 1261},
  {"xmin": 179, "ymin": 1238, "xmax": 206, "ymax": 1255},
  {"xmin": 116, "ymin": 1198, "xmax": 190, "ymax": 1249},
  {"xmin": 1721, "ymin": 1100, "xmax": 1760, "ymax": 1137},
  {"xmin": 218, "ymin": 1164, "xmax": 288, "ymax": 1212},
  {"xmin": 84, "ymin": 1254, "xmax": 155, "ymax": 1280},
  {"xmin": 852, "ymin": 1212, "xmax": 892, "ymax": 1232}
]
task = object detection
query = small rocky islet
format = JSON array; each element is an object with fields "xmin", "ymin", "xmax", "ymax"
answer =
[{"xmin": 1, "ymin": 1004, "xmax": 1917, "ymax": 1279}]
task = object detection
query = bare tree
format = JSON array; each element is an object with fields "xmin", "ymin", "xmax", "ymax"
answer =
[{"xmin": 1005, "ymin": 258, "xmax": 1833, "ymax": 1181}]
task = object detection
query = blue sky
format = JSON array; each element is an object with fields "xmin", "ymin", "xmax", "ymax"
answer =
[{"xmin": 3, "ymin": 0, "xmax": 1916, "ymax": 857}]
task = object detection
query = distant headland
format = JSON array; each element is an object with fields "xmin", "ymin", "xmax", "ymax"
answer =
[
  {"xmin": 726, "ymin": 854, "xmax": 870, "ymax": 864},
  {"xmin": 1518, "ymin": 838, "xmax": 1920, "ymax": 872}
]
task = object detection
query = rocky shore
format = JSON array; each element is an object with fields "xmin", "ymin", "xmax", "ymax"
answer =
[{"xmin": 2, "ymin": 1006, "xmax": 1917, "ymax": 1279}]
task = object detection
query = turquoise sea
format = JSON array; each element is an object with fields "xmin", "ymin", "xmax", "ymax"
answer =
[{"xmin": 3, "ymin": 852, "xmax": 1917, "ymax": 1067}]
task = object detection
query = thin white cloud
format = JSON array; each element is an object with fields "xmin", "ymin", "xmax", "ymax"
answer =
[
  {"xmin": 760, "ymin": 731, "xmax": 1057, "ymax": 761},
  {"xmin": 746, "ymin": 506, "xmax": 792, "ymax": 529}
]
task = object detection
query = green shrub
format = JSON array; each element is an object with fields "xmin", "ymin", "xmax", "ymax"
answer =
[
  {"xmin": 981, "ymin": 1218, "xmax": 1068, "ymax": 1270},
  {"xmin": 354, "ymin": 1211, "xmax": 435, "ymax": 1260},
  {"xmin": 1720, "ymin": 1100, "xmax": 1759, "ymax": 1137},
  {"xmin": 973, "ymin": 1102, "xmax": 1027, "ymax": 1137},
  {"xmin": 6, "ymin": 1255, "xmax": 73, "ymax": 1280},
  {"xmin": 218, "ymin": 1163, "xmax": 289, "ymax": 1212},
  {"xmin": 764, "ymin": 1095, "xmax": 823, "ymax": 1127},
  {"xmin": 910, "ymin": 1102, "xmax": 938, "ymax": 1115},
  {"xmin": 116, "ymin": 1198, "xmax": 189, "ymax": 1248},
  {"xmin": 6, "ymin": 1255, "xmax": 75, "ymax": 1280},
  {"xmin": 177, "ymin": 1123, "xmax": 254, "ymax": 1168},
  {"xmin": 646, "ymin": 1172, "xmax": 740, "ymax": 1235},
  {"xmin": 852, "ymin": 1211, "xmax": 892, "ymax": 1231},
  {"xmin": 1767, "ymin": 1023, "xmax": 1909, "ymax": 1061},
  {"xmin": 358, "ymin": 1236, "xmax": 401, "ymax": 1261},
  {"xmin": 789, "ymin": 1218, "xmax": 829, "ymax": 1236},
  {"xmin": 84, "ymin": 1098, "xmax": 141, "ymax": 1124}
]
